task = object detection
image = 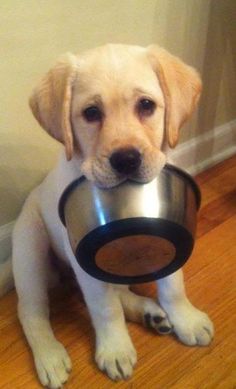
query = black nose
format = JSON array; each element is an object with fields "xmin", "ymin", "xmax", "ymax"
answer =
[{"xmin": 109, "ymin": 148, "xmax": 142, "ymax": 175}]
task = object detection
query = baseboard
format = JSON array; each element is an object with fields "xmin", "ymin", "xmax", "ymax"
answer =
[
  {"xmin": 0, "ymin": 222, "xmax": 14, "ymax": 264},
  {"xmin": 170, "ymin": 119, "xmax": 236, "ymax": 175},
  {"xmin": 0, "ymin": 119, "xmax": 235, "ymax": 264}
]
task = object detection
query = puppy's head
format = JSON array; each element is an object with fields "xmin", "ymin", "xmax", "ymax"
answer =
[{"xmin": 30, "ymin": 44, "xmax": 201, "ymax": 187}]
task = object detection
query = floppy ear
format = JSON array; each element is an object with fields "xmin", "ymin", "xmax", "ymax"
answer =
[
  {"xmin": 147, "ymin": 45, "xmax": 202, "ymax": 148},
  {"xmin": 29, "ymin": 53, "xmax": 78, "ymax": 160}
]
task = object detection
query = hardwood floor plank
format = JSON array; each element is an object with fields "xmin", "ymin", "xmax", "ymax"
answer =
[
  {"xmin": 195, "ymin": 158, "xmax": 236, "ymax": 208},
  {"xmin": 197, "ymin": 189, "xmax": 236, "ymax": 238},
  {"xmin": 195, "ymin": 155, "xmax": 236, "ymax": 186}
]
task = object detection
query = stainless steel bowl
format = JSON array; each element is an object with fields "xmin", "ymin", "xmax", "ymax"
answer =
[{"xmin": 59, "ymin": 164, "xmax": 201, "ymax": 284}]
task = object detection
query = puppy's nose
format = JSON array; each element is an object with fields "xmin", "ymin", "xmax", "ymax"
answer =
[{"xmin": 109, "ymin": 148, "xmax": 142, "ymax": 175}]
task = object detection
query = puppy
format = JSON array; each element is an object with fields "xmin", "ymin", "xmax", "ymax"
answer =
[{"xmin": 12, "ymin": 44, "xmax": 214, "ymax": 388}]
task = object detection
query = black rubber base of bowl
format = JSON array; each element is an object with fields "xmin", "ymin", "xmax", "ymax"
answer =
[{"xmin": 75, "ymin": 217, "xmax": 194, "ymax": 284}]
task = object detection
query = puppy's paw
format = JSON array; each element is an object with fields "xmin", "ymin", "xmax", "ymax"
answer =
[
  {"xmin": 165, "ymin": 301, "xmax": 214, "ymax": 346},
  {"xmin": 95, "ymin": 331, "xmax": 137, "ymax": 381},
  {"xmin": 142, "ymin": 300, "xmax": 172, "ymax": 335},
  {"xmin": 34, "ymin": 340, "xmax": 71, "ymax": 389}
]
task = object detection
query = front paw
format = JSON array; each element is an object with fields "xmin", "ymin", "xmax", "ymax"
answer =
[
  {"xmin": 163, "ymin": 301, "xmax": 214, "ymax": 346},
  {"xmin": 95, "ymin": 330, "xmax": 137, "ymax": 381},
  {"xmin": 34, "ymin": 340, "xmax": 71, "ymax": 389}
]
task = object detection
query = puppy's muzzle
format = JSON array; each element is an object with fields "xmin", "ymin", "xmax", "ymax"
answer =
[{"xmin": 109, "ymin": 148, "xmax": 142, "ymax": 175}]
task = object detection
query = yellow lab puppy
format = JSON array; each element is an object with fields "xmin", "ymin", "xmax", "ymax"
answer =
[{"xmin": 10, "ymin": 44, "xmax": 213, "ymax": 388}]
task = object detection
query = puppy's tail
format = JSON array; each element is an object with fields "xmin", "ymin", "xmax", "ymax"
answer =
[{"xmin": 0, "ymin": 256, "xmax": 14, "ymax": 298}]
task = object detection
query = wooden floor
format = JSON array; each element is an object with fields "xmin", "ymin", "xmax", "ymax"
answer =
[{"xmin": 0, "ymin": 156, "xmax": 236, "ymax": 389}]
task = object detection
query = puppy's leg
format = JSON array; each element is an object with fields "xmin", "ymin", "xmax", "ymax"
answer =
[
  {"xmin": 157, "ymin": 269, "xmax": 214, "ymax": 346},
  {"xmin": 116, "ymin": 286, "xmax": 172, "ymax": 334},
  {"xmin": 70, "ymin": 262, "xmax": 137, "ymax": 381},
  {"xmin": 12, "ymin": 194, "xmax": 71, "ymax": 389}
]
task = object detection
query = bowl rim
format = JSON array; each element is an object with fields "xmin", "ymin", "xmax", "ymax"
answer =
[{"xmin": 58, "ymin": 163, "xmax": 201, "ymax": 226}]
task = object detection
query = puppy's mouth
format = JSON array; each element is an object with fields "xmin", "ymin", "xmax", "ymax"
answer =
[
  {"xmin": 80, "ymin": 158, "xmax": 123, "ymax": 188},
  {"xmin": 81, "ymin": 151, "xmax": 166, "ymax": 189}
]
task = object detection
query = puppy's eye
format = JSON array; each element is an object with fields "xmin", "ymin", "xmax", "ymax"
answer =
[
  {"xmin": 137, "ymin": 98, "xmax": 156, "ymax": 116},
  {"xmin": 83, "ymin": 106, "xmax": 103, "ymax": 122}
]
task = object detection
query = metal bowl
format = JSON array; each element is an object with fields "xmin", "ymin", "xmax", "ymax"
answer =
[{"xmin": 59, "ymin": 164, "xmax": 201, "ymax": 284}]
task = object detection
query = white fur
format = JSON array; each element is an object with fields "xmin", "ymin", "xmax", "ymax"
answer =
[
  {"xmin": 7, "ymin": 44, "xmax": 214, "ymax": 388},
  {"xmin": 11, "ymin": 150, "xmax": 214, "ymax": 388}
]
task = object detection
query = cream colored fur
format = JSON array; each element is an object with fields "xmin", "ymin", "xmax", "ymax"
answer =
[{"xmin": 6, "ymin": 44, "xmax": 213, "ymax": 388}]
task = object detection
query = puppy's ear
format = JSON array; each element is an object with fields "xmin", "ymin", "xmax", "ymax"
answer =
[
  {"xmin": 29, "ymin": 53, "xmax": 78, "ymax": 160},
  {"xmin": 147, "ymin": 45, "xmax": 202, "ymax": 148}
]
